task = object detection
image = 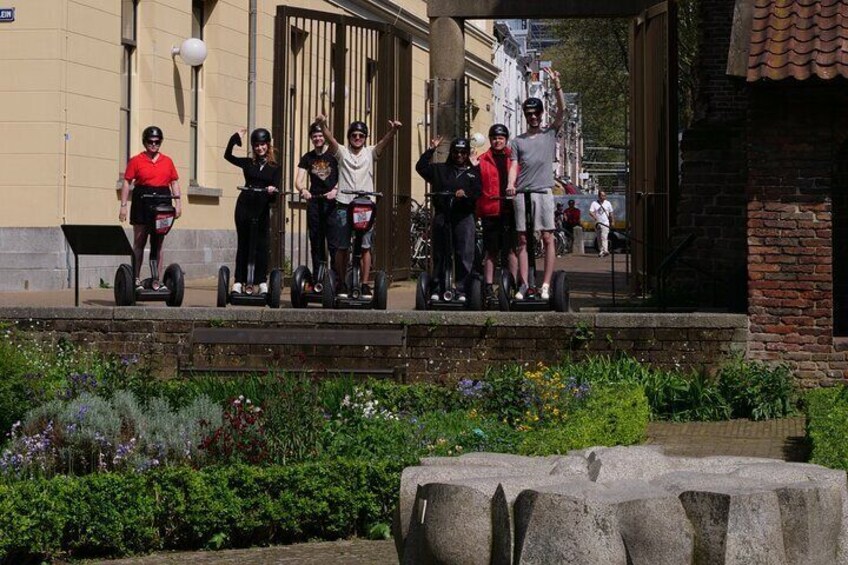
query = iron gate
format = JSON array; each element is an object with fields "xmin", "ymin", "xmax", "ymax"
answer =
[{"xmin": 272, "ymin": 7, "xmax": 412, "ymax": 280}]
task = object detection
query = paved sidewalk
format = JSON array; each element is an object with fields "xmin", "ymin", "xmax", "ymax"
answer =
[{"xmin": 97, "ymin": 417, "xmax": 809, "ymax": 565}]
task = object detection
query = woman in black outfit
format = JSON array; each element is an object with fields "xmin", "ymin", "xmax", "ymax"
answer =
[
  {"xmin": 415, "ymin": 137, "xmax": 481, "ymax": 301},
  {"xmin": 224, "ymin": 128, "xmax": 281, "ymax": 294}
]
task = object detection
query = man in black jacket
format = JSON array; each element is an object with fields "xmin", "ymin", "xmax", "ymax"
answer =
[{"xmin": 416, "ymin": 137, "xmax": 481, "ymax": 302}]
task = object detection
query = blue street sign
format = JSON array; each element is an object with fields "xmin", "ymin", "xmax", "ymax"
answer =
[{"xmin": 0, "ymin": 8, "xmax": 14, "ymax": 22}]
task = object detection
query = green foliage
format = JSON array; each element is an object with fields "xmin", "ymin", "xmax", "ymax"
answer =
[
  {"xmin": 806, "ymin": 387, "xmax": 848, "ymax": 470},
  {"xmin": 364, "ymin": 378, "xmax": 466, "ymax": 415},
  {"xmin": 262, "ymin": 375, "xmax": 326, "ymax": 465},
  {"xmin": 0, "ymin": 459, "xmax": 406, "ymax": 561},
  {"xmin": 1, "ymin": 391, "xmax": 222, "ymax": 477},
  {"xmin": 716, "ymin": 358, "xmax": 797, "ymax": 421},
  {"xmin": 477, "ymin": 364, "xmax": 529, "ymax": 426},
  {"xmin": 518, "ymin": 384, "xmax": 649, "ymax": 455}
]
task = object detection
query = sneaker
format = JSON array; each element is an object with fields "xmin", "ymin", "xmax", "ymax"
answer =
[
  {"xmin": 337, "ymin": 285, "xmax": 349, "ymax": 298},
  {"xmin": 540, "ymin": 283, "xmax": 550, "ymax": 300},
  {"xmin": 154, "ymin": 282, "xmax": 168, "ymax": 292},
  {"xmin": 361, "ymin": 283, "xmax": 373, "ymax": 298},
  {"xmin": 514, "ymin": 284, "xmax": 528, "ymax": 300},
  {"xmin": 484, "ymin": 285, "xmax": 497, "ymax": 304},
  {"xmin": 232, "ymin": 282, "xmax": 243, "ymax": 294},
  {"xmin": 259, "ymin": 282, "xmax": 268, "ymax": 294},
  {"xmin": 135, "ymin": 278, "xmax": 144, "ymax": 291},
  {"xmin": 456, "ymin": 293, "xmax": 466, "ymax": 303},
  {"xmin": 430, "ymin": 292, "xmax": 440, "ymax": 301}
]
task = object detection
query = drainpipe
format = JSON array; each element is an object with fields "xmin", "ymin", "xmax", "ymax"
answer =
[{"xmin": 248, "ymin": 0, "xmax": 256, "ymax": 133}]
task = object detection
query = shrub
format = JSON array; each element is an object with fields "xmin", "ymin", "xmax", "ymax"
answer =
[
  {"xmin": 518, "ymin": 383, "xmax": 649, "ymax": 455},
  {"xmin": 0, "ymin": 459, "xmax": 406, "ymax": 561},
  {"xmin": 716, "ymin": 357, "xmax": 797, "ymax": 420},
  {"xmin": 806, "ymin": 387, "xmax": 848, "ymax": 470},
  {"xmin": 0, "ymin": 391, "xmax": 222, "ymax": 477},
  {"xmin": 365, "ymin": 378, "xmax": 467, "ymax": 415}
]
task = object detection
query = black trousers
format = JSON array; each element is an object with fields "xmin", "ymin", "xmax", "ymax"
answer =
[
  {"xmin": 432, "ymin": 211, "xmax": 476, "ymax": 294},
  {"xmin": 234, "ymin": 197, "xmax": 270, "ymax": 284},
  {"xmin": 307, "ymin": 198, "xmax": 335, "ymax": 272}
]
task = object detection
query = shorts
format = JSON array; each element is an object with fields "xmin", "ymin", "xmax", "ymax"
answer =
[
  {"xmin": 329, "ymin": 205, "xmax": 374, "ymax": 251},
  {"xmin": 130, "ymin": 185, "xmax": 171, "ymax": 226},
  {"xmin": 481, "ymin": 215, "xmax": 517, "ymax": 254},
  {"xmin": 513, "ymin": 188, "xmax": 555, "ymax": 232}
]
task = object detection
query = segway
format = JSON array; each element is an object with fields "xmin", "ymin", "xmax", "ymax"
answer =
[
  {"xmin": 216, "ymin": 186, "xmax": 282, "ymax": 308},
  {"xmin": 114, "ymin": 193, "xmax": 184, "ymax": 307},
  {"xmin": 322, "ymin": 190, "xmax": 388, "ymax": 310},
  {"xmin": 288, "ymin": 192, "xmax": 334, "ymax": 309},
  {"xmin": 498, "ymin": 188, "xmax": 570, "ymax": 312},
  {"xmin": 415, "ymin": 191, "xmax": 483, "ymax": 311}
]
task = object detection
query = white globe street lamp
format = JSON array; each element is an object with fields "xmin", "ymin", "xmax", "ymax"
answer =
[{"xmin": 171, "ymin": 38, "xmax": 208, "ymax": 66}]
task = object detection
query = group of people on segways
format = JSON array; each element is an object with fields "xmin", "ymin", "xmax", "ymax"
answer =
[
  {"xmin": 413, "ymin": 67, "xmax": 569, "ymax": 312},
  {"xmin": 289, "ymin": 114, "xmax": 402, "ymax": 310}
]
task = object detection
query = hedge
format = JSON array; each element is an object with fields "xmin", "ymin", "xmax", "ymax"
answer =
[
  {"xmin": 0, "ymin": 458, "xmax": 409, "ymax": 563},
  {"xmin": 806, "ymin": 387, "xmax": 848, "ymax": 470}
]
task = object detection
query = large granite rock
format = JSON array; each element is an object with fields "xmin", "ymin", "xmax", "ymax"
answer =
[{"xmin": 393, "ymin": 448, "xmax": 848, "ymax": 565}]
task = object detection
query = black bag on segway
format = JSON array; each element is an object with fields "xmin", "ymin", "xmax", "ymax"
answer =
[
  {"xmin": 349, "ymin": 196, "xmax": 377, "ymax": 232},
  {"xmin": 153, "ymin": 204, "xmax": 176, "ymax": 235}
]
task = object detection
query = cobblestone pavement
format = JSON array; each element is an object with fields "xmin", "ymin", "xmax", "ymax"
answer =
[{"xmin": 97, "ymin": 417, "xmax": 808, "ymax": 565}]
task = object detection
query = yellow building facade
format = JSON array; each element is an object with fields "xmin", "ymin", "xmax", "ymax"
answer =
[{"xmin": 0, "ymin": 0, "xmax": 496, "ymax": 290}]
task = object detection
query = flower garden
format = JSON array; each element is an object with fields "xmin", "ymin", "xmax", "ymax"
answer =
[{"xmin": 0, "ymin": 322, "xmax": 832, "ymax": 561}]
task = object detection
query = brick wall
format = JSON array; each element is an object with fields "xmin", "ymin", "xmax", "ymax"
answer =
[
  {"xmin": 746, "ymin": 83, "xmax": 848, "ymax": 386},
  {"xmin": 0, "ymin": 308, "xmax": 748, "ymax": 383},
  {"xmin": 671, "ymin": 0, "xmax": 749, "ymax": 311}
]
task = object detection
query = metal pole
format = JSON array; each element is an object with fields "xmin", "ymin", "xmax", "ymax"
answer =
[
  {"xmin": 248, "ymin": 0, "xmax": 257, "ymax": 133},
  {"xmin": 74, "ymin": 253, "xmax": 79, "ymax": 307}
]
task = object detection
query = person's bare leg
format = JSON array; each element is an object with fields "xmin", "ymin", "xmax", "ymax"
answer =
[
  {"xmin": 132, "ymin": 225, "xmax": 149, "ymax": 280},
  {"xmin": 508, "ymin": 249, "xmax": 518, "ymax": 281},
  {"xmin": 516, "ymin": 232, "xmax": 529, "ymax": 286},
  {"xmin": 542, "ymin": 230, "xmax": 555, "ymax": 286},
  {"xmin": 362, "ymin": 249, "xmax": 371, "ymax": 285},
  {"xmin": 484, "ymin": 252, "xmax": 495, "ymax": 284}
]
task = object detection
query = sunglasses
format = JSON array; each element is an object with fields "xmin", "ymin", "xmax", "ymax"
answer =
[
  {"xmin": 453, "ymin": 149, "xmax": 470, "ymax": 155},
  {"xmin": 349, "ymin": 133, "xmax": 366, "ymax": 139},
  {"xmin": 145, "ymin": 139, "xmax": 162, "ymax": 146},
  {"xmin": 524, "ymin": 111, "xmax": 541, "ymax": 118}
]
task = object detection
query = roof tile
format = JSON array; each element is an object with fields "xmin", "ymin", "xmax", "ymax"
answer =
[{"xmin": 747, "ymin": 0, "xmax": 848, "ymax": 81}]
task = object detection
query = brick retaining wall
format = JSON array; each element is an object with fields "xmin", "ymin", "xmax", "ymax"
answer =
[{"xmin": 0, "ymin": 308, "xmax": 747, "ymax": 382}]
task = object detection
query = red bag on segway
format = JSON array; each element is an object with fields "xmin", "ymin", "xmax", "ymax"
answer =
[
  {"xmin": 153, "ymin": 205, "xmax": 176, "ymax": 235},
  {"xmin": 350, "ymin": 197, "xmax": 377, "ymax": 232}
]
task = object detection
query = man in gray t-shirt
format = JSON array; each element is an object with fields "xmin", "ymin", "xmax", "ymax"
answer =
[{"xmin": 506, "ymin": 67, "xmax": 565, "ymax": 301}]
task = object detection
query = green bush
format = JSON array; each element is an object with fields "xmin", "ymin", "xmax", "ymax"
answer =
[
  {"xmin": 518, "ymin": 384, "xmax": 649, "ymax": 455},
  {"xmin": 364, "ymin": 378, "xmax": 467, "ymax": 415},
  {"xmin": 0, "ymin": 458, "xmax": 406, "ymax": 562},
  {"xmin": 806, "ymin": 387, "xmax": 848, "ymax": 470},
  {"xmin": 716, "ymin": 358, "xmax": 797, "ymax": 420}
]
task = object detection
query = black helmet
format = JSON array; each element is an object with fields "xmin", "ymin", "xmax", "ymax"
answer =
[
  {"xmin": 347, "ymin": 121, "xmax": 368, "ymax": 138},
  {"xmin": 250, "ymin": 128, "xmax": 271, "ymax": 145},
  {"xmin": 450, "ymin": 138, "xmax": 470, "ymax": 153},
  {"xmin": 522, "ymin": 97, "xmax": 544, "ymax": 114},
  {"xmin": 568, "ymin": 199, "xmax": 575, "ymax": 205},
  {"xmin": 142, "ymin": 126, "xmax": 163, "ymax": 143},
  {"xmin": 309, "ymin": 122, "xmax": 324, "ymax": 136},
  {"xmin": 488, "ymin": 124, "xmax": 510, "ymax": 138}
]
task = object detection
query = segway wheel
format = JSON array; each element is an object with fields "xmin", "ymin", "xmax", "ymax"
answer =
[
  {"xmin": 552, "ymin": 270, "xmax": 570, "ymax": 313},
  {"xmin": 468, "ymin": 277, "xmax": 483, "ymax": 311},
  {"xmin": 114, "ymin": 264, "xmax": 135, "ymax": 307},
  {"xmin": 497, "ymin": 270, "xmax": 513, "ymax": 312},
  {"xmin": 322, "ymin": 268, "xmax": 336, "ymax": 309},
  {"xmin": 373, "ymin": 271, "xmax": 388, "ymax": 310},
  {"xmin": 164, "ymin": 264, "xmax": 184, "ymax": 307},
  {"xmin": 291, "ymin": 266, "xmax": 310, "ymax": 309},
  {"xmin": 268, "ymin": 269, "xmax": 282, "ymax": 309},
  {"xmin": 415, "ymin": 272, "xmax": 431, "ymax": 311},
  {"xmin": 217, "ymin": 266, "xmax": 230, "ymax": 308}
]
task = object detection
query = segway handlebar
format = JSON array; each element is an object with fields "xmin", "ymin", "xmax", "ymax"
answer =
[
  {"xmin": 513, "ymin": 188, "xmax": 549, "ymax": 194},
  {"xmin": 424, "ymin": 191, "xmax": 459, "ymax": 198},
  {"xmin": 140, "ymin": 193, "xmax": 180, "ymax": 200},
  {"xmin": 340, "ymin": 190, "xmax": 383, "ymax": 197},
  {"xmin": 237, "ymin": 186, "xmax": 275, "ymax": 193},
  {"xmin": 281, "ymin": 190, "xmax": 334, "ymax": 199}
]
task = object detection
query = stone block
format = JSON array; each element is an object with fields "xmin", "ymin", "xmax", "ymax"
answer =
[{"xmin": 654, "ymin": 472, "xmax": 788, "ymax": 564}]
